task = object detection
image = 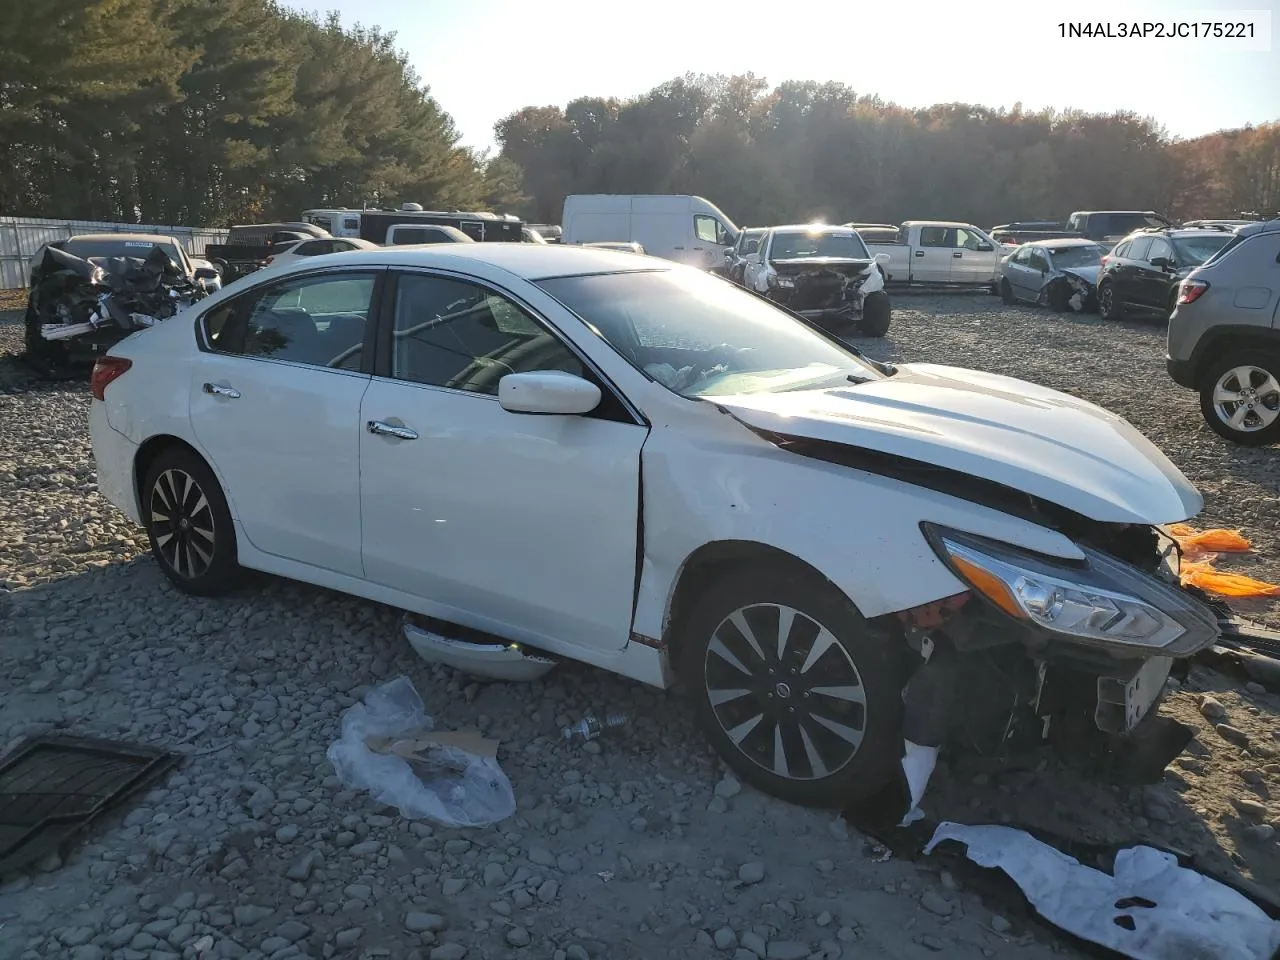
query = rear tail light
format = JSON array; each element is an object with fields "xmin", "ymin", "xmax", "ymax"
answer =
[
  {"xmin": 1099, "ymin": 255, "xmax": 1110, "ymax": 268},
  {"xmin": 1177, "ymin": 280, "xmax": 1209, "ymax": 305},
  {"xmin": 90, "ymin": 356, "xmax": 132, "ymax": 401}
]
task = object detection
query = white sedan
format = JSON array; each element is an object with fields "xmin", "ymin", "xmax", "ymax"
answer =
[
  {"xmin": 89, "ymin": 244, "xmax": 1219, "ymax": 808},
  {"xmin": 260, "ymin": 236, "xmax": 379, "ymax": 270}
]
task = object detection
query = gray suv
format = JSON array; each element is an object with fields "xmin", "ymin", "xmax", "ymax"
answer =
[{"xmin": 1166, "ymin": 218, "xmax": 1280, "ymax": 445}]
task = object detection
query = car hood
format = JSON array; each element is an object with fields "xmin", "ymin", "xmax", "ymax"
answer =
[
  {"xmin": 710, "ymin": 362, "xmax": 1202, "ymax": 525},
  {"xmin": 1059, "ymin": 265, "xmax": 1100, "ymax": 285},
  {"xmin": 770, "ymin": 257, "xmax": 875, "ymax": 277}
]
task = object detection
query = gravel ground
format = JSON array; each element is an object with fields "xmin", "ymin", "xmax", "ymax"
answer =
[{"xmin": 1, "ymin": 293, "xmax": 1278, "ymax": 960}]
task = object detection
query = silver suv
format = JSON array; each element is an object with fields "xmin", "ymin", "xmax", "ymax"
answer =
[{"xmin": 1167, "ymin": 219, "xmax": 1280, "ymax": 445}]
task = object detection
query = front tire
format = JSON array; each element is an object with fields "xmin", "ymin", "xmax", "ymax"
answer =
[
  {"xmin": 1098, "ymin": 281, "xmax": 1123, "ymax": 320},
  {"xmin": 142, "ymin": 447, "xmax": 242, "ymax": 595},
  {"xmin": 679, "ymin": 567, "xmax": 904, "ymax": 808},
  {"xmin": 1198, "ymin": 350, "xmax": 1280, "ymax": 446},
  {"xmin": 857, "ymin": 291, "xmax": 891, "ymax": 337},
  {"xmin": 999, "ymin": 279, "xmax": 1015, "ymax": 305}
]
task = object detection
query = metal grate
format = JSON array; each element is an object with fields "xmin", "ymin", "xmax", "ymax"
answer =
[{"xmin": 0, "ymin": 734, "xmax": 178, "ymax": 877}]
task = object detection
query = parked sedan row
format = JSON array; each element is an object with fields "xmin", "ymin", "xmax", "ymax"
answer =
[{"xmin": 998, "ymin": 226, "xmax": 1236, "ymax": 321}]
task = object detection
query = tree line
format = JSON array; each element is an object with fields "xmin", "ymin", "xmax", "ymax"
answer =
[
  {"xmin": 0, "ymin": 0, "xmax": 524, "ymax": 226},
  {"xmin": 495, "ymin": 73, "xmax": 1280, "ymax": 230},
  {"xmin": 3, "ymin": 8, "xmax": 1276, "ymax": 234}
]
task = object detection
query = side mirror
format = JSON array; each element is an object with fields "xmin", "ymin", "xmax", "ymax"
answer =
[
  {"xmin": 498, "ymin": 370, "xmax": 601, "ymax": 415},
  {"xmin": 1150, "ymin": 256, "xmax": 1174, "ymax": 270},
  {"xmin": 194, "ymin": 266, "xmax": 219, "ymax": 280},
  {"xmin": 874, "ymin": 253, "xmax": 891, "ymax": 264},
  {"xmin": 976, "ymin": 241, "xmax": 994, "ymax": 252}
]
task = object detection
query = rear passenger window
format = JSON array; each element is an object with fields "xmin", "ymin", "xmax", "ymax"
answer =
[
  {"xmin": 919, "ymin": 227, "xmax": 950, "ymax": 247},
  {"xmin": 1125, "ymin": 237, "xmax": 1152, "ymax": 261},
  {"xmin": 207, "ymin": 272, "xmax": 375, "ymax": 371}
]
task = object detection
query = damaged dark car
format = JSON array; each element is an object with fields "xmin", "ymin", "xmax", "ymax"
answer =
[
  {"xmin": 23, "ymin": 234, "xmax": 215, "ymax": 376},
  {"xmin": 746, "ymin": 225, "xmax": 893, "ymax": 337},
  {"xmin": 998, "ymin": 239, "xmax": 1106, "ymax": 313}
]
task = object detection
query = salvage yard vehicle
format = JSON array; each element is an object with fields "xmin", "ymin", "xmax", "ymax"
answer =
[
  {"xmin": 745, "ymin": 224, "xmax": 892, "ymax": 336},
  {"xmin": 259, "ymin": 236, "xmax": 380, "ymax": 271},
  {"xmin": 23, "ymin": 233, "xmax": 217, "ymax": 376},
  {"xmin": 560, "ymin": 194, "xmax": 739, "ymax": 271},
  {"xmin": 89, "ymin": 243, "xmax": 1221, "ymax": 810},
  {"xmin": 303, "ymin": 203, "xmax": 525, "ymax": 244},
  {"xmin": 1166, "ymin": 218, "xmax": 1280, "ymax": 445},
  {"xmin": 999, "ymin": 239, "xmax": 1106, "ymax": 312},
  {"xmin": 862, "ymin": 221, "xmax": 1007, "ymax": 289},
  {"xmin": 721, "ymin": 227, "xmax": 766, "ymax": 284},
  {"xmin": 1097, "ymin": 226, "xmax": 1235, "ymax": 322},
  {"xmin": 991, "ymin": 211, "xmax": 1176, "ymax": 247},
  {"xmin": 385, "ymin": 224, "xmax": 475, "ymax": 246},
  {"xmin": 204, "ymin": 223, "xmax": 331, "ymax": 284}
]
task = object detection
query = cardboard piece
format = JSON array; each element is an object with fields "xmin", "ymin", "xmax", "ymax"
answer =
[{"xmin": 365, "ymin": 729, "xmax": 499, "ymax": 762}]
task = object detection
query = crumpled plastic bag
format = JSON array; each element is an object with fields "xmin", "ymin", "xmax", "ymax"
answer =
[
  {"xmin": 925, "ymin": 821, "xmax": 1280, "ymax": 959},
  {"xmin": 326, "ymin": 676, "xmax": 515, "ymax": 827},
  {"xmin": 1168, "ymin": 524, "xmax": 1280, "ymax": 598}
]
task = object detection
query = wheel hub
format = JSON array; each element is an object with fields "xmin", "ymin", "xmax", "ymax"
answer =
[
  {"xmin": 703, "ymin": 603, "xmax": 867, "ymax": 781},
  {"xmin": 150, "ymin": 468, "xmax": 216, "ymax": 580}
]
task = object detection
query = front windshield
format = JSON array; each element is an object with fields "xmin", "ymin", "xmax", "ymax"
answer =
[
  {"xmin": 1173, "ymin": 234, "xmax": 1232, "ymax": 266},
  {"xmin": 1050, "ymin": 244, "xmax": 1104, "ymax": 269},
  {"xmin": 536, "ymin": 268, "xmax": 882, "ymax": 398},
  {"xmin": 771, "ymin": 231, "xmax": 870, "ymax": 260}
]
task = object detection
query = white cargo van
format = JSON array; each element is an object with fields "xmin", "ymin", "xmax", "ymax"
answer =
[{"xmin": 561, "ymin": 195, "xmax": 739, "ymax": 270}]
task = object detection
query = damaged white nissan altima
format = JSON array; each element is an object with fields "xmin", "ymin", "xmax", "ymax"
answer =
[{"xmin": 88, "ymin": 243, "xmax": 1220, "ymax": 809}]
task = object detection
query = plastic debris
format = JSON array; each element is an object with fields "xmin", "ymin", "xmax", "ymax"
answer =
[
  {"xmin": 1181, "ymin": 561, "xmax": 1280, "ymax": 599},
  {"xmin": 327, "ymin": 676, "xmax": 515, "ymax": 827},
  {"xmin": 924, "ymin": 821, "xmax": 1280, "ymax": 959},
  {"xmin": 1167, "ymin": 524, "xmax": 1252, "ymax": 560},
  {"xmin": 561, "ymin": 712, "xmax": 628, "ymax": 742},
  {"xmin": 897, "ymin": 739, "xmax": 939, "ymax": 826},
  {"xmin": 1168, "ymin": 524, "xmax": 1280, "ymax": 598}
]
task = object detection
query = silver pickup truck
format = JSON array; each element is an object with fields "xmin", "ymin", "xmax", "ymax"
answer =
[{"xmin": 847, "ymin": 221, "xmax": 1014, "ymax": 290}]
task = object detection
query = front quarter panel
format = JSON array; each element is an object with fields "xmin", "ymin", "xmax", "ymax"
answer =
[{"xmin": 630, "ymin": 404, "xmax": 1087, "ymax": 643}]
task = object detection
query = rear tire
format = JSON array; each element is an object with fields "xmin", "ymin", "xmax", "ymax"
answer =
[
  {"xmin": 1098, "ymin": 281, "xmax": 1123, "ymax": 320},
  {"xmin": 1198, "ymin": 349, "xmax": 1280, "ymax": 446},
  {"xmin": 142, "ymin": 447, "xmax": 242, "ymax": 596},
  {"xmin": 999, "ymin": 279, "xmax": 1015, "ymax": 305},
  {"xmin": 857, "ymin": 291, "xmax": 891, "ymax": 337},
  {"xmin": 678, "ymin": 566, "xmax": 904, "ymax": 808}
]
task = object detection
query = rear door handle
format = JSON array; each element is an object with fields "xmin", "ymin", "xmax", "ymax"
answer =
[
  {"xmin": 202, "ymin": 382, "xmax": 240, "ymax": 399},
  {"xmin": 953, "ymin": 251, "xmax": 963, "ymax": 258},
  {"xmin": 367, "ymin": 420, "xmax": 418, "ymax": 441},
  {"xmin": 914, "ymin": 250, "xmax": 925, "ymax": 258}
]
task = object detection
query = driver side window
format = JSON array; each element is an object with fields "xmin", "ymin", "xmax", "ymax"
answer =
[
  {"xmin": 389, "ymin": 273, "xmax": 585, "ymax": 396},
  {"xmin": 695, "ymin": 215, "xmax": 727, "ymax": 245}
]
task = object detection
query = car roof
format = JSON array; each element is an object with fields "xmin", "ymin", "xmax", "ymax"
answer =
[
  {"xmin": 768, "ymin": 224, "xmax": 856, "ymax": 234},
  {"xmin": 1237, "ymin": 218, "xmax": 1280, "ymax": 238},
  {"xmin": 301, "ymin": 242, "xmax": 675, "ymax": 280},
  {"xmin": 1026, "ymin": 238, "xmax": 1102, "ymax": 250},
  {"xmin": 65, "ymin": 232, "xmax": 180, "ymax": 245}
]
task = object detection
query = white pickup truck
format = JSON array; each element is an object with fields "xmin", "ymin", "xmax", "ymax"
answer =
[{"xmin": 850, "ymin": 221, "xmax": 1012, "ymax": 289}]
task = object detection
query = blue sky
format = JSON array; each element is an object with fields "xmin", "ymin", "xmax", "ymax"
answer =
[{"xmin": 309, "ymin": 0, "xmax": 1280, "ymax": 155}]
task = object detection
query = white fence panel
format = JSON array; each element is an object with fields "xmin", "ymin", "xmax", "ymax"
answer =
[{"xmin": 0, "ymin": 217, "xmax": 229, "ymax": 290}]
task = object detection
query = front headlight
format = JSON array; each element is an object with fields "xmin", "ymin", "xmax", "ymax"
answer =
[{"xmin": 922, "ymin": 524, "xmax": 1219, "ymax": 658}]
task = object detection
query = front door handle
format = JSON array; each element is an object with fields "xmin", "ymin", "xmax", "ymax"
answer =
[
  {"xmin": 202, "ymin": 382, "xmax": 241, "ymax": 399},
  {"xmin": 367, "ymin": 420, "xmax": 418, "ymax": 441}
]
